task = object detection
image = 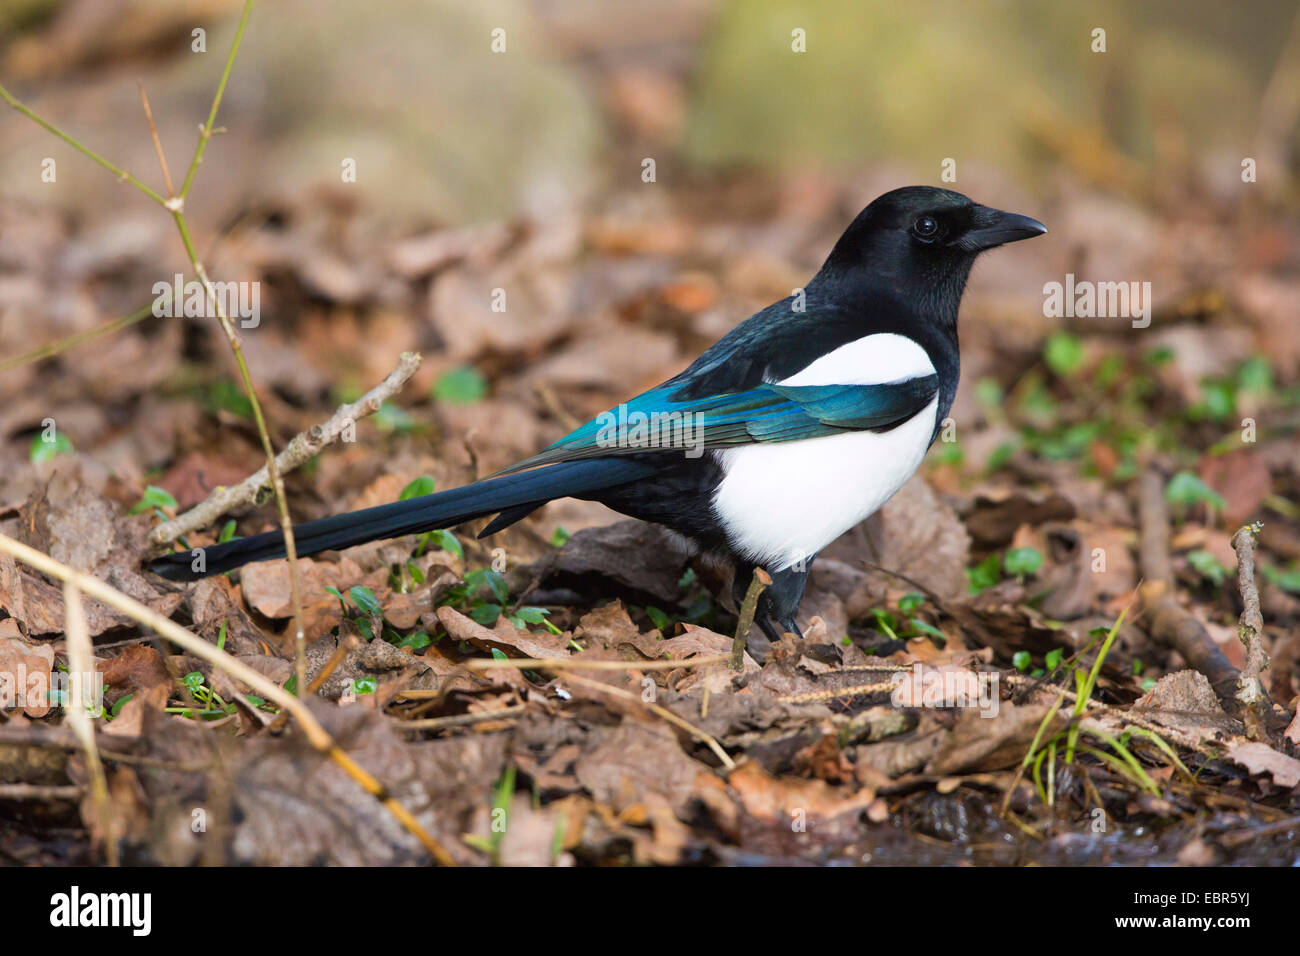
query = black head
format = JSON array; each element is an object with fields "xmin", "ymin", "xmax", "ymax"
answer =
[{"xmin": 814, "ymin": 186, "xmax": 1047, "ymax": 316}]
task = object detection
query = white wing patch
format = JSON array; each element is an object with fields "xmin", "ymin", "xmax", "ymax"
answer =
[
  {"xmin": 713, "ymin": 333, "xmax": 939, "ymax": 571},
  {"xmin": 774, "ymin": 332, "xmax": 935, "ymax": 386}
]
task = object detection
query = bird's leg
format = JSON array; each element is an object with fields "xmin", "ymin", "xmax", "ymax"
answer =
[
  {"xmin": 757, "ymin": 614, "xmax": 784, "ymax": 644},
  {"xmin": 760, "ymin": 558, "xmax": 815, "ymax": 644}
]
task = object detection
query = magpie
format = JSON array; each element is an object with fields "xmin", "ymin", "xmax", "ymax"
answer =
[{"xmin": 150, "ymin": 186, "xmax": 1046, "ymax": 648}]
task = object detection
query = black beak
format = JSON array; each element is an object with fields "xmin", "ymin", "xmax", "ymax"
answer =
[{"xmin": 962, "ymin": 207, "xmax": 1048, "ymax": 251}]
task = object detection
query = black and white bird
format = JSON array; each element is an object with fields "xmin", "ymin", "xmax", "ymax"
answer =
[{"xmin": 151, "ymin": 186, "xmax": 1046, "ymax": 649}]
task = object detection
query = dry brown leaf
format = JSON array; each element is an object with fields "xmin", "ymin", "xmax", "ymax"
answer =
[
  {"xmin": 1226, "ymin": 742, "xmax": 1300, "ymax": 789},
  {"xmin": 0, "ymin": 619, "xmax": 54, "ymax": 718}
]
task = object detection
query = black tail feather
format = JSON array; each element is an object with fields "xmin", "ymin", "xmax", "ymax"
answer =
[{"xmin": 147, "ymin": 458, "xmax": 657, "ymax": 582}]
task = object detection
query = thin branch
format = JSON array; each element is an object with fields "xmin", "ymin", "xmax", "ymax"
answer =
[
  {"xmin": 559, "ymin": 670, "xmax": 736, "ymax": 770},
  {"xmin": 137, "ymin": 81, "xmax": 176, "ymax": 199},
  {"xmin": 150, "ymin": 351, "xmax": 422, "ymax": 545},
  {"xmin": 178, "ymin": 0, "xmax": 254, "ymax": 200},
  {"xmin": 1231, "ymin": 522, "xmax": 1269, "ymax": 740},
  {"xmin": 0, "ymin": 533, "xmax": 455, "ymax": 866},
  {"xmin": 463, "ymin": 653, "xmax": 730, "ymax": 673},
  {"xmin": 777, "ymin": 680, "xmax": 898, "ymax": 704},
  {"xmin": 3, "ymin": 0, "xmax": 309, "ymax": 698},
  {"xmin": 0, "ymin": 301, "xmax": 156, "ymax": 375},
  {"xmin": 0, "ymin": 82, "xmax": 167, "ymax": 206},
  {"xmin": 397, "ymin": 705, "xmax": 527, "ymax": 732},
  {"xmin": 731, "ymin": 567, "xmax": 769, "ymax": 670},
  {"xmin": 0, "ymin": 784, "xmax": 83, "ymax": 800},
  {"xmin": 61, "ymin": 581, "xmax": 118, "ymax": 865},
  {"xmin": 1135, "ymin": 469, "xmax": 1242, "ymax": 708},
  {"xmin": 169, "ymin": 210, "xmax": 310, "ymax": 697}
]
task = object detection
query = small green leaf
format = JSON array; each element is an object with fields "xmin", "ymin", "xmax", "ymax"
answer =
[
  {"xmin": 1262, "ymin": 564, "xmax": 1300, "ymax": 593},
  {"xmin": 514, "ymin": 606, "xmax": 550, "ymax": 625},
  {"xmin": 550, "ymin": 526, "xmax": 570, "ymax": 547},
  {"xmin": 868, "ymin": 608, "xmax": 899, "ymax": 640},
  {"xmin": 645, "ymin": 606, "xmax": 671, "ymax": 633},
  {"xmin": 373, "ymin": 402, "xmax": 415, "ymax": 433},
  {"xmin": 1003, "ymin": 547, "xmax": 1044, "ymax": 578},
  {"xmin": 433, "ymin": 365, "xmax": 488, "ymax": 404},
  {"xmin": 430, "ymin": 529, "xmax": 463, "ymax": 559},
  {"xmin": 1186, "ymin": 549, "xmax": 1227, "ymax": 587},
  {"xmin": 490, "ymin": 648, "xmax": 508, "ymax": 661},
  {"xmin": 30, "ymin": 431, "xmax": 74, "ymax": 464},
  {"xmin": 471, "ymin": 603, "xmax": 502, "ymax": 626},
  {"xmin": 130, "ymin": 485, "xmax": 178, "ymax": 515},
  {"xmin": 973, "ymin": 378, "xmax": 1003, "ymax": 407},
  {"xmin": 908, "ymin": 619, "xmax": 946, "ymax": 642},
  {"xmin": 1044, "ymin": 333, "xmax": 1085, "ymax": 377},
  {"xmin": 325, "ymin": 585, "xmax": 347, "ymax": 613},
  {"xmin": 481, "ymin": 570, "xmax": 509, "ymax": 604},
  {"xmin": 218, "ymin": 519, "xmax": 238, "ymax": 543},
  {"xmin": 1045, "ymin": 648, "xmax": 1065, "ymax": 671},
  {"xmin": 354, "ymin": 676, "xmax": 377, "ymax": 695},
  {"xmin": 109, "ymin": 694, "xmax": 133, "ymax": 719},
  {"xmin": 1013, "ymin": 651, "xmax": 1031, "ymax": 672},
  {"xmin": 400, "ymin": 475, "xmax": 436, "ymax": 500},
  {"xmin": 356, "ymin": 618, "xmax": 375, "ymax": 640},
  {"xmin": 395, "ymin": 629, "xmax": 432, "ymax": 650},
  {"xmin": 1165, "ymin": 471, "xmax": 1225, "ymax": 511},
  {"xmin": 348, "ymin": 586, "xmax": 383, "ymax": 617},
  {"xmin": 898, "ymin": 592, "xmax": 926, "ymax": 613},
  {"xmin": 967, "ymin": 553, "xmax": 1002, "ymax": 594},
  {"xmin": 1237, "ymin": 356, "xmax": 1273, "ymax": 393}
]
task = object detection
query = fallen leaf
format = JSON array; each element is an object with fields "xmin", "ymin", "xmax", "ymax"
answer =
[{"xmin": 1227, "ymin": 742, "xmax": 1300, "ymax": 789}]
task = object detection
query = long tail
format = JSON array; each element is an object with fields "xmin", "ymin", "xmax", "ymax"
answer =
[{"xmin": 147, "ymin": 458, "xmax": 657, "ymax": 582}]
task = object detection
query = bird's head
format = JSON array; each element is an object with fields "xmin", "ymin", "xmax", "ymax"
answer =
[{"xmin": 816, "ymin": 186, "xmax": 1047, "ymax": 315}]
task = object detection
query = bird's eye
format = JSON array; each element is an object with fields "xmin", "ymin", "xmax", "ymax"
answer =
[{"xmin": 912, "ymin": 216, "xmax": 940, "ymax": 240}]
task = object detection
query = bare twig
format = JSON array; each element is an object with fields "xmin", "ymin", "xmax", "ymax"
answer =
[
  {"xmin": 397, "ymin": 705, "xmax": 527, "ymax": 732},
  {"xmin": 463, "ymin": 654, "xmax": 729, "ymax": 673},
  {"xmin": 1135, "ymin": 470, "xmax": 1242, "ymax": 708},
  {"xmin": 150, "ymin": 351, "xmax": 422, "ymax": 546},
  {"xmin": 731, "ymin": 567, "xmax": 770, "ymax": 670},
  {"xmin": 777, "ymin": 680, "xmax": 898, "ymax": 704},
  {"xmin": 0, "ymin": 84, "xmax": 166, "ymax": 205},
  {"xmin": 1218, "ymin": 813, "xmax": 1300, "ymax": 848},
  {"xmin": 267, "ymin": 632, "xmax": 362, "ymax": 734},
  {"xmin": 0, "ymin": 784, "xmax": 83, "ymax": 800},
  {"xmin": 61, "ymin": 582, "xmax": 118, "ymax": 866},
  {"xmin": 178, "ymin": 0, "xmax": 253, "ymax": 200},
  {"xmin": 559, "ymin": 671, "xmax": 735, "ymax": 770},
  {"xmin": 137, "ymin": 81, "xmax": 176, "ymax": 199},
  {"xmin": 3, "ymin": 0, "xmax": 312, "ymax": 699},
  {"xmin": 1004, "ymin": 673, "xmax": 1213, "ymax": 754},
  {"xmin": 1231, "ymin": 522, "xmax": 1269, "ymax": 739},
  {"xmin": 0, "ymin": 533, "xmax": 455, "ymax": 865},
  {"xmin": 0, "ymin": 302, "xmax": 157, "ymax": 375}
]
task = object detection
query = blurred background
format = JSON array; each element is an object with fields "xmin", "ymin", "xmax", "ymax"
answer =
[{"xmin": 1, "ymin": 0, "xmax": 1298, "ymax": 638}]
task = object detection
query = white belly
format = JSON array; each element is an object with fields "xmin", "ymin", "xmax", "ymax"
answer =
[{"xmin": 711, "ymin": 394, "xmax": 939, "ymax": 570}]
